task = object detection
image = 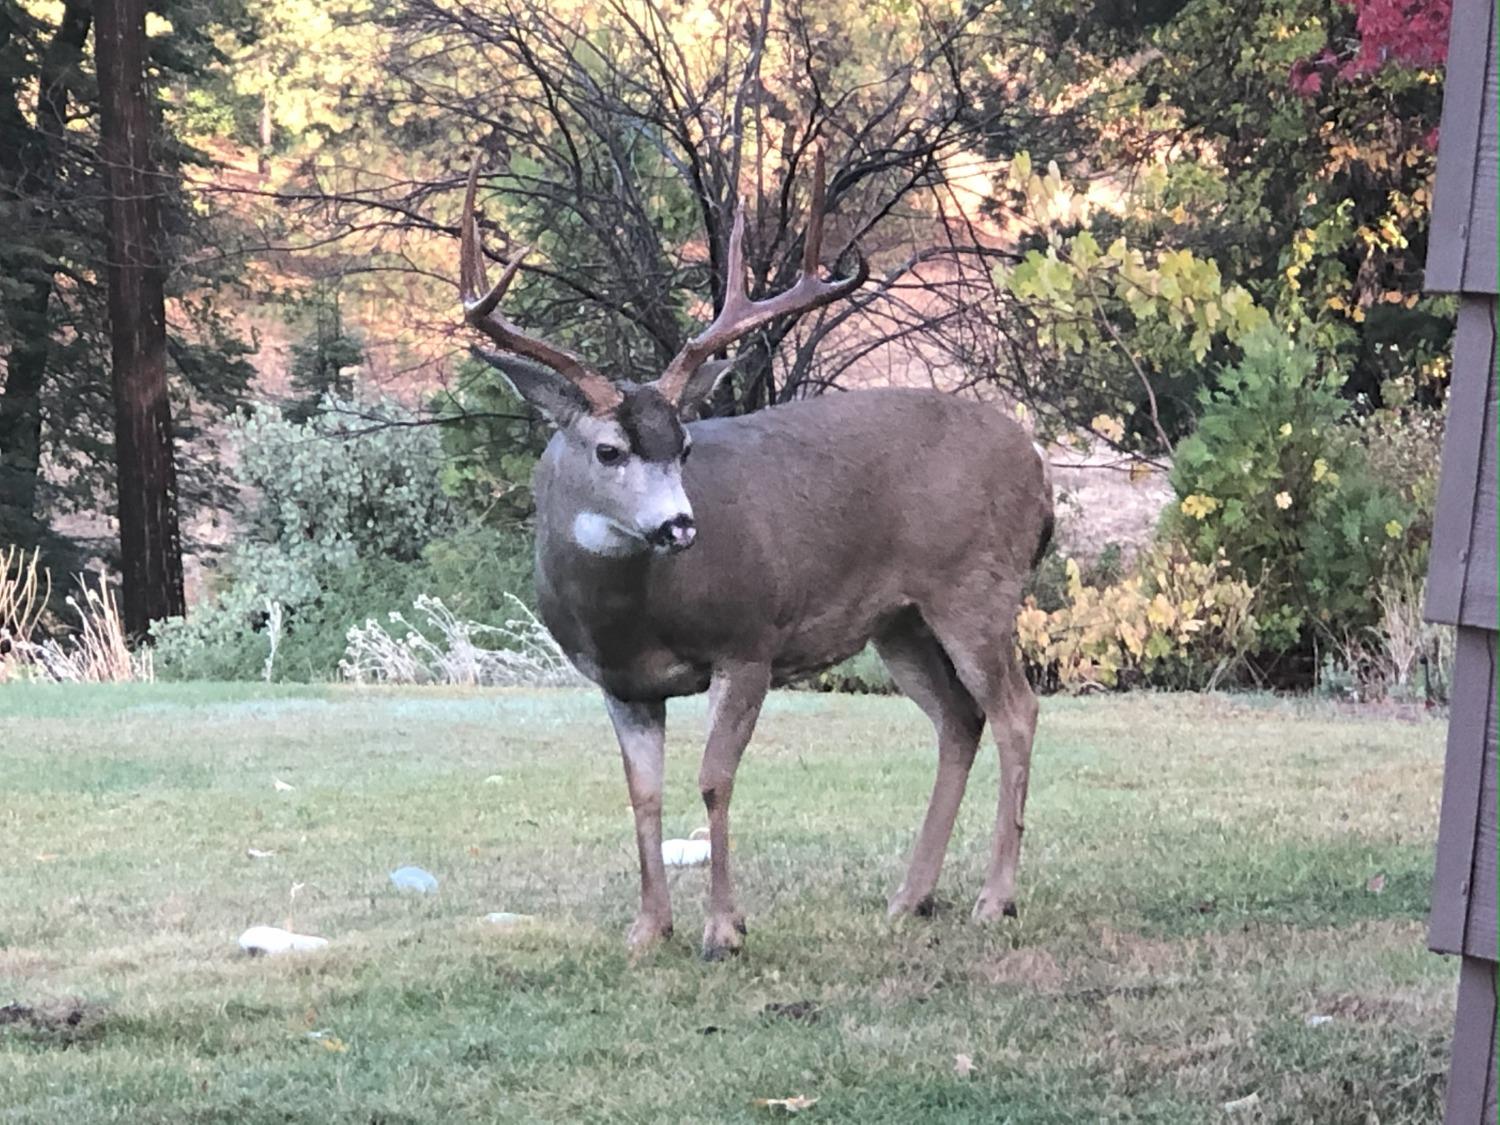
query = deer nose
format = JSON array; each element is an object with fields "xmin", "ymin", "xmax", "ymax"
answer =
[{"xmin": 649, "ymin": 514, "xmax": 696, "ymax": 553}]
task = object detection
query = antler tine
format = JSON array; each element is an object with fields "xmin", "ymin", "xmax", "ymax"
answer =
[
  {"xmin": 802, "ymin": 145, "xmax": 826, "ymax": 275},
  {"xmin": 459, "ymin": 157, "xmax": 621, "ymax": 413},
  {"xmin": 723, "ymin": 198, "xmax": 749, "ymax": 313},
  {"xmin": 657, "ymin": 143, "xmax": 866, "ymax": 405}
]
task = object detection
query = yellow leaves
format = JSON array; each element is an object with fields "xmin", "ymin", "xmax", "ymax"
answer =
[
  {"xmin": 1014, "ymin": 545, "xmax": 1258, "ymax": 692},
  {"xmin": 1015, "ymin": 605, "xmax": 1051, "ymax": 650},
  {"xmin": 1384, "ymin": 520, "xmax": 1403, "ymax": 539},
  {"xmin": 1146, "ymin": 594, "xmax": 1177, "ymax": 631},
  {"xmin": 1313, "ymin": 458, "xmax": 1329, "ymax": 481},
  {"xmin": 1180, "ymin": 494, "xmax": 1219, "ymax": 520},
  {"xmin": 1278, "ymin": 423, "xmax": 1292, "ymax": 437},
  {"xmin": 1069, "ymin": 230, "xmax": 1102, "ymax": 271},
  {"xmin": 1274, "ymin": 492, "xmax": 1293, "ymax": 510},
  {"xmin": 1091, "ymin": 414, "xmax": 1125, "ymax": 443}
]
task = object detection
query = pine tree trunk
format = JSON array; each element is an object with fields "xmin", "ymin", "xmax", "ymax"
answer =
[
  {"xmin": 0, "ymin": 0, "xmax": 91, "ymax": 554},
  {"xmin": 95, "ymin": 0, "xmax": 185, "ymax": 636},
  {"xmin": 0, "ymin": 280, "xmax": 51, "ymax": 550}
]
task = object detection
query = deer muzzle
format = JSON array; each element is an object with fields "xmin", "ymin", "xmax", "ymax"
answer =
[{"xmin": 648, "ymin": 514, "xmax": 697, "ymax": 554}]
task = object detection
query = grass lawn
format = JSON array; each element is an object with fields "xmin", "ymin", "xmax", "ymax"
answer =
[{"xmin": 0, "ymin": 685, "xmax": 1453, "ymax": 1123}]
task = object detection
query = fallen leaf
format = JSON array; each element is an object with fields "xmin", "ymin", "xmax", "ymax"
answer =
[
  {"xmin": 1222, "ymin": 1092, "xmax": 1260, "ymax": 1113},
  {"xmin": 1305, "ymin": 1014, "xmax": 1333, "ymax": 1027},
  {"xmin": 483, "ymin": 775, "xmax": 504, "ymax": 785},
  {"xmin": 752, "ymin": 1095, "xmax": 818, "ymax": 1113},
  {"xmin": 34, "ymin": 853, "xmax": 58, "ymax": 862},
  {"xmin": 1365, "ymin": 873, "xmax": 1387, "ymax": 894},
  {"xmin": 272, "ymin": 777, "xmax": 295, "ymax": 792},
  {"xmin": 953, "ymin": 1052, "xmax": 976, "ymax": 1077},
  {"xmin": 246, "ymin": 848, "xmax": 275, "ymax": 859},
  {"xmin": 305, "ymin": 1031, "xmax": 347, "ymax": 1053},
  {"xmin": 467, "ymin": 845, "xmax": 480, "ymax": 857}
]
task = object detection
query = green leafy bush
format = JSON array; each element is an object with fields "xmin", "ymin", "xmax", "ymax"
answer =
[
  {"xmin": 153, "ymin": 397, "xmax": 536, "ymax": 681},
  {"xmin": 800, "ymin": 645, "xmax": 897, "ymax": 695},
  {"xmin": 1167, "ymin": 329, "xmax": 1412, "ymax": 656},
  {"xmin": 432, "ymin": 358, "xmax": 550, "ymax": 526},
  {"xmin": 234, "ymin": 395, "xmax": 452, "ymax": 563},
  {"xmin": 1025, "ymin": 541, "xmax": 1127, "ymax": 614}
]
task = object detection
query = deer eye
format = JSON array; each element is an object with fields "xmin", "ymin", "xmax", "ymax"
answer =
[{"xmin": 595, "ymin": 444, "xmax": 624, "ymax": 466}]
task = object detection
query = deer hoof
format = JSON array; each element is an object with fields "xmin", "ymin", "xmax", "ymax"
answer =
[
  {"xmin": 626, "ymin": 914, "xmax": 673, "ymax": 951},
  {"xmin": 886, "ymin": 891, "xmax": 937, "ymax": 919},
  {"xmin": 701, "ymin": 915, "xmax": 747, "ymax": 961},
  {"xmin": 971, "ymin": 895, "xmax": 1018, "ymax": 923}
]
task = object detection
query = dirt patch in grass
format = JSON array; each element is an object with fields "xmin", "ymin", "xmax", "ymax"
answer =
[
  {"xmin": 973, "ymin": 947, "xmax": 1066, "ymax": 992},
  {"xmin": 0, "ymin": 997, "xmax": 105, "ymax": 1044}
]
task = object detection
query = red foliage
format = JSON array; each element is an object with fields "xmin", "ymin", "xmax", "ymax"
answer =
[
  {"xmin": 1340, "ymin": 0, "xmax": 1452, "ymax": 77},
  {"xmin": 1289, "ymin": 0, "xmax": 1451, "ymax": 98}
]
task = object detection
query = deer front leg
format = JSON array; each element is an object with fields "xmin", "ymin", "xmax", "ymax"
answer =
[
  {"xmin": 698, "ymin": 662, "xmax": 770, "ymax": 960},
  {"xmin": 604, "ymin": 694, "xmax": 673, "ymax": 951}
]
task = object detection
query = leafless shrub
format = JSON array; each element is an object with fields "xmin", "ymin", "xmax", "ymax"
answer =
[
  {"xmin": 1, "ymin": 545, "xmax": 52, "ymax": 682},
  {"xmin": 263, "ymin": 600, "xmax": 284, "ymax": 683},
  {"xmin": 340, "ymin": 594, "xmax": 583, "ymax": 688},
  {"xmin": 11, "ymin": 572, "xmax": 153, "ymax": 684},
  {"xmin": 1318, "ymin": 568, "xmax": 1453, "ymax": 704}
]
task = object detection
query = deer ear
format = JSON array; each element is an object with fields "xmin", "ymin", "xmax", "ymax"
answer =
[
  {"xmin": 674, "ymin": 357, "xmax": 738, "ymax": 416},
  {"xmin": 471, "ymin": 347, "xmax": 590, "ymax": 426}
]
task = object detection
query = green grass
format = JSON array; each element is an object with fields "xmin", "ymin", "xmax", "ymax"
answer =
[{"xmin": 0, "ymin": 686, "xmax": 1453, "ymax": 1123}]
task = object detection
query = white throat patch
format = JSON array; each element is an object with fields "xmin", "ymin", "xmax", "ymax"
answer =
[{"xmin": 572, "ymin": 511, "xmax": 643, "ymax": 557}]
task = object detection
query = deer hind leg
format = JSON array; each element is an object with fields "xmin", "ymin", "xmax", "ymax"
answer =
[
  {"xmin": 875, "ymin": 614, "xmax": 985, "ymax": 918},
  {"xmin": 698, "ymin": 661, "xmax": 771, "ymax": 960},
  {"xmin": 973, "ymin": 651, "xmax": 1038, "ymax": 921},
  {"xmin": 604, "ymin": 695, "xmax": 674, "ymax": 951},
  {"xmin": 923, "ymin": 593, "xmax": 1038, "ymax": 922}
]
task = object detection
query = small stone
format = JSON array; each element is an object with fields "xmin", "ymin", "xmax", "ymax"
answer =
[
  {"xmin": 390, "ymin": 866, "xmax": 439, "ymax": 893},
  {"xmin": 484, "ymin": 912, "xmax": 535, "ymax": 927},
  {"xmin": 238, "ymin": 925, "xmax": 328, "ymax": 956}
]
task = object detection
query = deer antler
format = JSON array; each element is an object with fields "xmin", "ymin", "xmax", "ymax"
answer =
[
  {"xmin": 655, "ymin": 145, "xmax": 869, "ymax": 405},
  {"xmin": 460, "ymin": 160, "xmax": 622, "ymax": 413}
]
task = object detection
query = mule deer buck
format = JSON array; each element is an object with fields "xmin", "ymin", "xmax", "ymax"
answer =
[{"xmin": 459, "ymin": 150, "xmax": 1053, "ymax": 959}]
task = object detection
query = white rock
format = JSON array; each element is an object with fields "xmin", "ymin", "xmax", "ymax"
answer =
[
  {"xmin": 237, "ymin": 925, "xmax": 328, "ymax": 956},
  {"xmin": 662, "ymin": 837, "xmax": 711, "ymax": 867},
  {"xmin": 484, "ymin": 912, "xmax": 536, "ymax": 927}
]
